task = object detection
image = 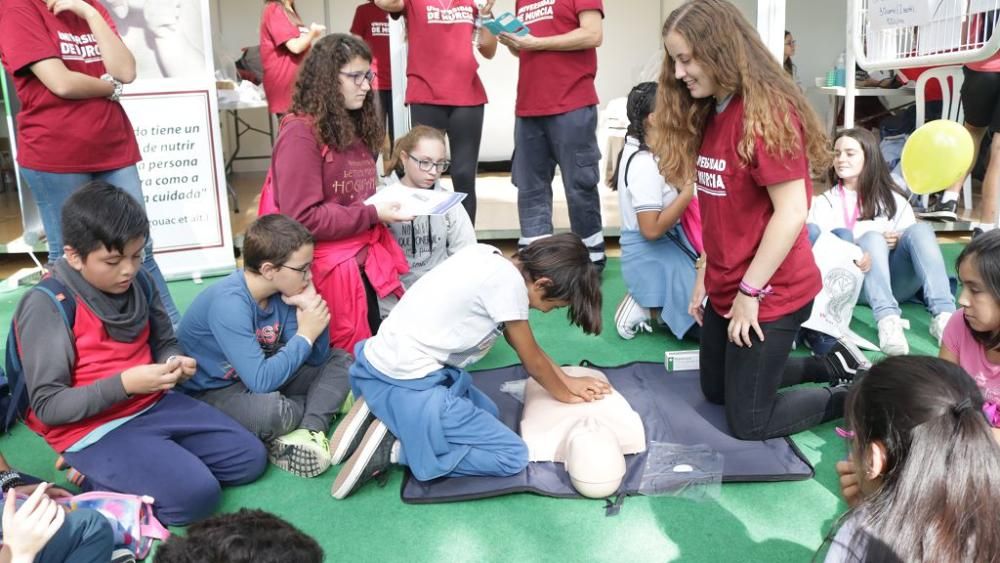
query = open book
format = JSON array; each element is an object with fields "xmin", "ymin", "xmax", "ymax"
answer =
[{"xmin": 364, "ymin": 184, "xmax": 466, "ymax": 216}]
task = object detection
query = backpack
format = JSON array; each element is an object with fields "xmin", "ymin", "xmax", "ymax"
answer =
[
  {"xmin": 10, "ymin": 490, "xmax": 170, "ymax": 559},
  {"xmin": 1, "ymin": 272, "xmax": 155, "ymax": 434}
]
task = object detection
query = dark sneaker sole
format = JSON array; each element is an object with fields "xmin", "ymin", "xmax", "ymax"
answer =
[
  {"xmin": 331, "ymin": 421, "xmax": 389, "ymax": 500},
  {"xmin": 267, "ymin": 440, "xmax": 331, "ymax": 478},
  {"xmin": 917, "ymin": 211, "xmax": 958, "ymax": 222},
  {"xmin": 329, "ymin": 398, "xmax": 374, "ymax": 465}
]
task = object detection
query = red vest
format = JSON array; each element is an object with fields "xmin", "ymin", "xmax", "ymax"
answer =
[{"xmin": 25, "ymin": 301, "xmax": 163, "ymax": 452}]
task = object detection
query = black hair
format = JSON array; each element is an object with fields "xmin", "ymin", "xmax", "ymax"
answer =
[
  {"xmin": 61, "ymin": 180, "xmax": 149, "ymax": 259},
  {"xmin": 154, "ymin": 509, "xmax": 324, "ymax": 563},
  {"xmin": 512, "ymin": 233, "xmax": 602, "ymax": 335},
  {"xmin": 243, "ymin": 214, "xmax": 314, "ymax": 274},
  {"xmin": 610, "ymin": 81, "xmax": 658, "ymax": 191},
  {"xmin": 827, "ymin": 356, "xmax": 1000, "ymax": 562},
  {"xmin": 784, "ymin": 30, "xmax": 795, "ymax": 76},
  {"xmin": 956, "ymin": 229, "xmax": 1000, "ymax": 350}
]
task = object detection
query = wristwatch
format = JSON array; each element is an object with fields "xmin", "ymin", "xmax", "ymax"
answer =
[
  {"xmin": 100, "ymin": 73, "xmax": 124, "ymax": 102},
  {"xmin": 0, "ymin": 470, "xmax": 26, "ymax": 493}
]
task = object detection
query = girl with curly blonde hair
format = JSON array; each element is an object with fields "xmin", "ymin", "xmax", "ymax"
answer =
[
  {"xmin": 651, "ymin": 0, "xmax": 865, "ymax": 441},
  {"xmin": 261, "ymin": 33, "xmax": 411, "ymax": 353}
]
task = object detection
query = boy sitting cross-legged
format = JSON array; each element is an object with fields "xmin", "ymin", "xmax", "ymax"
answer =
[
  {"xmin": 178, "ymin": 214, "xmax": 351, "ymax": 477},
  {"xmin": 14, "ymin": 181, "xmax": 266, "ymax": 526}
]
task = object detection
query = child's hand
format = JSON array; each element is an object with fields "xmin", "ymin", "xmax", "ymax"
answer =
[
  {"xmin": 308, "ymin": 22, "xmax": 326, "ymax": 36},
  {"xmin": 122, "ymin": 363, "xmax": 181, "ymax": 395},
  {"xmin": 375, "ymin": 201, "xmax": 415, "ymax": 224},
  {"xmin": 296, "ymin": 294, "xmax": 331, "ymax": 343},
  {"xmin": 2, "ymin": 483, "xmax": 65, "ymax": 562},
  {"xmin": 836, "ymin": 455, "xmax": 862, "ymax": 509},
  {"xmin": 164, "ymin": 355, "xmax": 197, "ymax": 383},
  {"xmin": 557, "ymin": 376, "xmax": 612, "ymax": 403},
  {"xmin": 883, "ymin": 231, "xmax": 900, "ymax": 250},
  {"xmin": 281, "ymin": 283, "xmax": 318, "ymax": 309},
  {"xmin": 725, "ymin": 292, "xmax": 763, "ymax": 347},
  {"xmin": 854, "ymin": 252, "xmax": 871, "ymax": 273}
]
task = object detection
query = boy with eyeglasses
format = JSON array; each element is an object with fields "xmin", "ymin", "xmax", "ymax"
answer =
[{"xmin": 177, "ymin": 214, "xmax": 352, "ymax": 478}]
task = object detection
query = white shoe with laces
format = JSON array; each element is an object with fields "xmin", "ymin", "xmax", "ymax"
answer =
[
  {"xmin": 614, "ymin": 293, "xmax": 652, "ymax": 340},
  {"xmin": 929, "ymin": 311, "xmax": 953, "ymax": 345},
  {"xmin": 877, "ymin": 315, "xmax": 910, "ymax": 356}
]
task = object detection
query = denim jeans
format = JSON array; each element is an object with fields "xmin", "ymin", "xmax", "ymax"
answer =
[
  {"xmin": 853, "ymin": 223, "xmax": 956, "ymax": 321},
  {"xmin": 20, "ymin": 165, "xmax": 181, "ymax": 326}
]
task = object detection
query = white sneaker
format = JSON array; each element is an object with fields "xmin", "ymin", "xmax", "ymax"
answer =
[
  {"xmin": 614, "ymin": 293, "xmax": 652, "ymax": 340},
  {"xmin": 877, "ymin": 315, "xmax": 910, "ymax": 356},
  {"xmin": 929, "ymin": 312, "xmax": 953, "ymax": 345}
]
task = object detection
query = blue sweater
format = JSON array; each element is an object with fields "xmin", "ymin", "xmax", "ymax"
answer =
[{"xmin": 177, "ymin": 271, "xmax": 330, "ymax": 393}]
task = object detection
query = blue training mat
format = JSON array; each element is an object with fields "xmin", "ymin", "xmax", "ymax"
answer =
[{"xmin": 400, "ymin": 361, "xmax": 814, "ymax": 504}]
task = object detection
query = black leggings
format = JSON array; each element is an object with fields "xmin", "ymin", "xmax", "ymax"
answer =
[
  {"xmin": 378, "ymin": 89, "xmax": 395, "ymax": 147},
  {"xmin": 409, "ymin": 103, "xmax": 484, "ymax": 223},
  {"xmin": 700, "ymin": 300, "xmax": 844, "ymax": 440}
]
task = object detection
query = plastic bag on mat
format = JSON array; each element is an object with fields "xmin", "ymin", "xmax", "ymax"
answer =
[{"xmin": 638, "ymin": 442, "xmax": 723, "ymax": 501}]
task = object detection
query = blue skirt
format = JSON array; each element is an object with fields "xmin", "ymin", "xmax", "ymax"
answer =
[{"xmin": 620, "ymin": 226, "xmax": 697, "ymax": 339}]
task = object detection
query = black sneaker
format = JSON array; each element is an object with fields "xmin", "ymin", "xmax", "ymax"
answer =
[
  {"xmin": 823, "ymin": 337, "xmax": 871, "ymax": 386},
  {"xmin": 329, "ymin": 397, "xmax": 375, "ymax": 465},
  {"xmin": 973, "ymin": 227, "xmax": 986, "ymax": 239},
  {"xmin": 916, "ymin": 199, "xmax": 958, "ymax": 222},
  {"xmin": 330, "ymin": 419, "xmax": 395, "ymax": 500}
]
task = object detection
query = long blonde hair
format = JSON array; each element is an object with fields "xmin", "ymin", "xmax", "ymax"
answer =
[{"xmin": 649, "ymin": 0, "xmax": 830, "ymax": 187}]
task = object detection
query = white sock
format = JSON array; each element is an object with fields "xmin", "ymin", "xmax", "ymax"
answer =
[
  {"xmin": 941, "ymin": 191, "xmax": 959, "ymax": 204},
  {"xmin": 390, "ymin": 440, "xmax": 401, "ymax": 464}
]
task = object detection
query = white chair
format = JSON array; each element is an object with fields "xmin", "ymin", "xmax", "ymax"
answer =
[{"xmin": 917, "ymin": 65, "xmax": 972, "ymax": 210}]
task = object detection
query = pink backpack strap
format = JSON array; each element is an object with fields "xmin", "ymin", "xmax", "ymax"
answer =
[{"xmin": 138, "ymin": 496, "xmax": 170, "ymax": 541}]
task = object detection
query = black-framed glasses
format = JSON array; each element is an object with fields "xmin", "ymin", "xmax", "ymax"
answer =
[
  {"xmin": 407, "ymin": 153, "xmax": 451, "ymax": 173},
  {"xmin": 339, "ymin": 70, "xmax": 374, "ymax": 86},
  {"xmin": 279, "ymin": 263, "xmax": 312, "ymax": 279}
]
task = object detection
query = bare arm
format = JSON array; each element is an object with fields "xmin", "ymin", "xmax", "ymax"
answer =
[
  {"xmin": 478, "ymin": 27, "xmax": 498, "ymax": 59},
  {"xmin": 636, "ymin": 185, "xmax": 694, "ymax": 241},
  {"xmin": 498, "ymin": 10, "xmax": 602, "ymax": 53},
  {"xmin": 939, "ymin": 344, "xmax": 959, "ymax": 364},
  {"xmin": 375, "ymin": 0, "xmax": 405, "ymax": 13},
  {"xmin": 503, "ymin": 320, "xmax": 608, "ymax": 402},
  {"xmin": 285, "ymin": 24, "xmax": 325, "ymax": 55},
  {"xmin": 29, "ymin": 58, "xmax": 115, "ymax": 99}
]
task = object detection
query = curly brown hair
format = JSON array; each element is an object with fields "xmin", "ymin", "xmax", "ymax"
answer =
[
  {"xmin": 290, "ymin": 34, "xmax": 384, "ymax": 154},
  {"xmin": 649, "ymin": 0, "xmax": 830, "ymax": 187}
]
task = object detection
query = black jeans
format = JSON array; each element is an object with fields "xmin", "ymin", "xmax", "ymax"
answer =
[
  {"xmin": 378, "ymin": 89, "xmax": 395, "ymax": 147},
  {"xmin": 410, "ymin": 103, "xmax": 484, "ymax": 223},
  {"xmin": 700, "ymin": 300, "xmax": 843, "ymax": 440}
]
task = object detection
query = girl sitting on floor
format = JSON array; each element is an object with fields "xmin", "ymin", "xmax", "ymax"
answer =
[
  {"xmin": 941, "ymin": 229, "xmax": 1000, "ymax": 440},
  {"xmin": 808, "ymin": 128, "xmax": 956, "ymax": 356},
  {"xmin": 328, "ymin": 234, "xmax": 608, "ymax": 499},
  {"xmin": 611, "ymin": 81, "xmax": 702, "ymax": 341},
  {"xmin": 827, "ymin": 356, "xmax": 1000, "ymax": 562},
  {"xmin": 378, "ymin": 125, "xmax": 477, "ymax": 317}
]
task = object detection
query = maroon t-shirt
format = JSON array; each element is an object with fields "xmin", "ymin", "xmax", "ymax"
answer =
[
  {"xmin": 402, "ymin": 0, "xmax": 487, "ymax": 106},
  {"xmin": 260, "ymin": 3, "xmax": 307, "ymax": 115},
  {"xmin": 270, "ymin": 116, "xmax": 380, "ymax": 242},
  {"xmin": 514, "ymin": 0, "xmax": 602, "ymax": 117},
  {"xmin": 697, "ymin": 96, "xmax": 820, "ymax": 322},
  {"xmin": 351, "ymin": 1, "xmax": 392, "ymax": 91},
  {"xmin": 0, "ymin": 0, "xmax": 140, "ymax": 173}
]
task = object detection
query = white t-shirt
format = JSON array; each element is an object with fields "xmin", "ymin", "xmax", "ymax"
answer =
[
  {"xmin": 616, "ymin": 136, "xmax": 679, "ymax": 233},
  {"xmin": 364, "ymin": 244, "xmax": 530, "ymax": 380},
  {"xmin": 808, "ymin": 185, "xmax": 916, "ymax": 239}
]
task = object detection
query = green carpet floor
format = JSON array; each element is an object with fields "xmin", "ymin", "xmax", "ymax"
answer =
[{"xmin": 0, "ymin": 245, "xmax": 962, "ymax": 562}]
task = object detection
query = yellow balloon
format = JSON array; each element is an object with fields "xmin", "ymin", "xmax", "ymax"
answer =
[{"xmin": 900, "ymin": 119, "xmax": 974, "ymax": 195}]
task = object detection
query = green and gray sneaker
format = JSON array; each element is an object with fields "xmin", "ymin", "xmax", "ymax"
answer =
[{"xmin": 268, "ymin": 428, "xmax": 332, "ymax": 478}]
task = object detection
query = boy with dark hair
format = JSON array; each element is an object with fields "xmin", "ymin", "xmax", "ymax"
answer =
[
  {"xmin": 154, "ymin": 508, "xmax": 323, "ymax": 563},
  {"xmin": 178, "ymin": 214, "xmax": 351, "ymax": 478},
  {"xmin": 13, "ymin": 181, "xmax": 267, "ymax": 526},
  {"xmin": 330, "ymin": 234, "xmax": 609, "ymax": 499}
]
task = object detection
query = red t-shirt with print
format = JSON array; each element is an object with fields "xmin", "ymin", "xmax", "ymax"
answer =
[
  {"xmin": 696, "ymin": 96, "xmax": 821, "ymax": 322},
  {"xmin": 402, "ymin": 0, "xmax": 487, "ymax": 106},
  {"xmin": 514, "ymin": 0, "xmax": 602, "ymax": 117},
  {"xmin": 0, "ymin": 0, "xmax": 140, "ymax": 173},
  {"xmin": 260, "ymin": 2, "xmax": 307, "ymax": 114},
  {"xmin": 351, "ymin": 1, "xmax": 392, "ymax": 91}
]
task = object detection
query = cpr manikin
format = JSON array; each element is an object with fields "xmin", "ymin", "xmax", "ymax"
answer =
[{"xmin": 520, "ymin": 367, "xmax": 646, "ymax": 498}]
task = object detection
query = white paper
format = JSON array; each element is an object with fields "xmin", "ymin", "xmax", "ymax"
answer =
[
  {"xmin": 801, "ymin": 232, "xmax": 867, "ymax": 340},
  {"xmin": 365, "ymin": 183, "xmax": 466, "ymax": 216},
  {"xmin": 869, "ymin": 0, "xmax": 932, "ymax": 30}
]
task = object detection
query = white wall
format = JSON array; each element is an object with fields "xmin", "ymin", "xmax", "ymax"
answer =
[{"xmin": 786, "ymin": 1, "xmax": 846, "ymax": 117}]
